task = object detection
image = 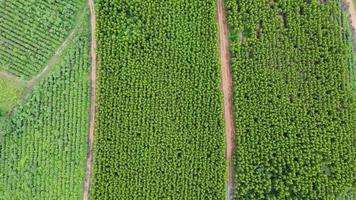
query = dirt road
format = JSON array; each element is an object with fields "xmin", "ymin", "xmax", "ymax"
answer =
[
  {"xmin": 344, "ymin": 0, "xmax": 356, "ymax": 31},
  {"xmin": 82, "ymin": 0, "xmax": 97, "ymax": 199},
  {"xmin": 217, "ymin": 0, "xmax": 235, "ymax": 199}
]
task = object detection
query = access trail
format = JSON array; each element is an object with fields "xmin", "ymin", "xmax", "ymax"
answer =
[
  {"xmin": 82, "ymin": 0, "xmax": 97, "ymax": 199},
  {"xmin": 344, "ymin": 0, "xmax": 356, "ymax": 31},
  {"xmin": 216, "ymin": 0, "xmax": 235, "ymax": 199}
]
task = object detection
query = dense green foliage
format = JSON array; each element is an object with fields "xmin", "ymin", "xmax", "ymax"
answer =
[
  {"xmin": 225, "ymin": 0, "xmax": 355, "ymax": 199},
  {"xmin": 92, "ymin": 0, "xmax": 226, "ymax": 199},
  {"xmin": 0, "ymin": 0, "xmax": 84, "ymax": 79},
  {"xmin": 0, "ymin": 17, "xmax": 90, "ymax": 199}
]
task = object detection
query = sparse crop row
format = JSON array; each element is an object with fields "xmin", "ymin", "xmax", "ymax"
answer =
[
  {"xmin": 92, "ymin": 0, "xmax": 226, "ymax": 199},
  {"xmin": 225, "ymin": 0, "xmax": 355, "ymax": 199},
  {"xmin": 0, "ymin": 16, "xmax": 90, "ymax": 199},
  {"xmin": 0, "ymin": 0, "xmax": 83, "ymax": 79}
]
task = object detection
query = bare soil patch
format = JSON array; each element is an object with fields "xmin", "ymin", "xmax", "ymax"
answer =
[{"xmin": 344, "ymin": 0, "xmax": 356, "ymax": 32}]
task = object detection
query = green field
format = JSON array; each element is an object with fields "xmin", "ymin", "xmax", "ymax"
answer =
[
  {"xmin": 0, "ymin": 9, "xmax": 90, "ymax": 199},
  {"xmin": 0, "ymin": 0, "xmax": 84, "ymax": 79},
  {"xmin": 92, "ymin": 0, "xmax": 226, "ymax": 199},
  {"xmin": 0, "ymin": 0, "xmax": 355, "ymax": 199},
  {"xmin": 226, "ymin": 0, "xmax": 355, "ymax": 199},
  {"xmin": 0, "ymin": 77, "xmax": 24, "ymax": 115}
]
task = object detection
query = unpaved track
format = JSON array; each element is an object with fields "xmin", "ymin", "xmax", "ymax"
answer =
[
  {"xmin": 83, "ymin": 0, "xmax": 97, "ymax": 199},
  {"xmin": 217, "ymin": 0, "xmax": 235, "ymax": 199},
  {"xmin": 344, "ymin": 0, "xmax": 356, "ymax": 31}
]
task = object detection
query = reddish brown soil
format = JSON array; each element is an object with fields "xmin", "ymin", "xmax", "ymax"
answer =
[
  {"xmin": 217, "ymin": 0, "xmax": 235, "ymax": 199},
  {"xmin": 83, "ymin": 0, "xmax": 97, "ymax": 199},
  {"xmin": 344, "ymin": 0, "xmax": 356, "ymax": 31}
]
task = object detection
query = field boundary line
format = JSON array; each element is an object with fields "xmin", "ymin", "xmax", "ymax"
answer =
[
  {"xmin": 216, "ymin": 0, "xmax": 235, "ymax": 199},
  {"xmin": 344, "ymin": 0, "xmax": 356, "ymax": 31},
  {"xmin": 343, "ymin": 0, "xmax": 356, "ymax": 91},
  {"xmin": 82, "ymin": 0, "xmax": 97, "ymax": 199}
]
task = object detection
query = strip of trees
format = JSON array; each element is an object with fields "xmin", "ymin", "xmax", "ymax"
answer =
[
  {"xmin": 92, "ymin": 0, "xmax": 226, "ymax": 199},
  {"xmin": 226, "ymin": 0, "xmax": 355, "ymax": 199}
]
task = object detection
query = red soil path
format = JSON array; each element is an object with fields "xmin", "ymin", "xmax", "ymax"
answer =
[
  {"xmin": 82, "ymin": 0, "xmax": 97, "ymax": 199},
  {"xmin": 344, "ymin": 0, "xmax": 356, "ymax": 32},
  {"xmin": 217, "ymin": 0, "xmax": 235, "ymax": 199}
]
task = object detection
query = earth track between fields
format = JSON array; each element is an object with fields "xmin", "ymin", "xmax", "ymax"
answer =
[
  {"xmin": 217, "ymin": 0, "xmax": 235, "ymax": 199},
  {"xmin": 82, "ymin": 0, "xmax": 97, "ymax": 199},
  {"xmin": 344, "ymin": 0, "xmax": 356, "ymax": 32}
]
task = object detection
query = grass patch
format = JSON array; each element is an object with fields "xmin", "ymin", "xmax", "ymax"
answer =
[{"xmin": 0, "ymin": 77, "xmax": 24, "ymax": 115}]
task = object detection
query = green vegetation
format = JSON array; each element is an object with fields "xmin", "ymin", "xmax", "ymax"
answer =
[
  {"xmin": 0, "ymin": 12, "xmax": 90, "ymax": 199},
  {"xmin": 348, "ymin": 5, "xmax": 356, "ymax": 92},
  {"xmin": 0, "ymin": 77, "xmax": 24, "ymax": 115},
  {"xmin": 92, "ymin": 0, "xmax": 226, "ymax": 199},
  {"xmin": 0, "ymin": 0, "xmax": 84, "ymax": 79},
  {"xmin": 225, "ymin": 0, "xmax": 355, "ymax": 199}
]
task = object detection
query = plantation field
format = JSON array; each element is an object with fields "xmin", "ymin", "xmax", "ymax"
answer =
[
  {"xmin": 1, "ymin": 0, "xmax": 356, "ymax": 199},
  {"xmin": 0, "ymin": 10, "xmax": 90, "ymax": 199},
  {"xmin": 0, "ymin": 0, "xmax": 84, "ymax": 79},
  {"xmin": 226, "ymin": 0, "xmax": 355, "ymax": 199},
  {"xmin": 92, "ymin": 0, "xmax": 226, "ymax": 199}
]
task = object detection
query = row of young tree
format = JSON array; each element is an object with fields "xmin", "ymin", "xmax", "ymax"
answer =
[
  {"xmin": 92, "ymin": 0, "xmax": 226, "ymax": 199},
  {"xmin": 226, "ymin": 0, "xmax": 355, "ymax": 199},
  {"xmin": 0, "ymin": 0, "xmax": 82, "ymax": 79},
  {"xmin": 0, "ymin": 17, "xmax": 90, "ymax": 199}
]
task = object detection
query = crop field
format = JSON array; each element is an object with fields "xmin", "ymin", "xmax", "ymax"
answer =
[
  {"xmin": 0, "ymin": 0, "xmax": 355, "ymax": 199},
  {"xmin": 226, "ymin": 0, "xmax": 355, "ymax": 199},
  {"xmin": 0, "ymin": 0, "xmax": 84, "ymax": 79},
  {"xmin": 91, "ymin": 0, "xmax": 226, "ymax": 199},
  {"xmin": 0, "ymin": 10, "xmax": 90, "ymax": 199}
]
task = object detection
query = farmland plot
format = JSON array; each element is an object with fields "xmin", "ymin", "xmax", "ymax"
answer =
[
  {"xmin": 92, "ymin": 0, "xmax": 226, "ymax": 199},
  {"xmin": 0, "ymin": 15, "xmax": 90, "ymax": 199},
  {"xmin": 0, "ymin": 0, "xmax": 84, "ymax": 79},
  {"xmin": 225, "ymin": 0, "xmax": 356, "ymax": 199}
]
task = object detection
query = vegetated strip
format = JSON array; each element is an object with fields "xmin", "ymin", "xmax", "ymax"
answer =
[
  {"xmin": 0, "ymin": 20, "xmax": 90, "ymax": 199},
  {"xmin": 8, "ymin": 5, "xmax": 88, "ymax": 103},
  {"xmin": 0, "ymin": 0, "xmax": 83, "ymax": 79},
  {"xmin": 225, "ymin": 0, "xmax": 355, "ymax": 199},
  {"xmin": 91, "ymin": 0, "xmax": 226, "ymax": 199},
  {"xmin": 1, "ymin": 5, "xmax": 88, "ymax": 119},
  {"xmin": 27, "ymin": 6, "xmax": 88, "ymax": 88},
  {"xmin": 82, "ymin": 0, "xmax": 96, "ymax": 199},
  {"xmin": 217, "ymin": 0, "xmax": 235, "ymax": 199}
]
